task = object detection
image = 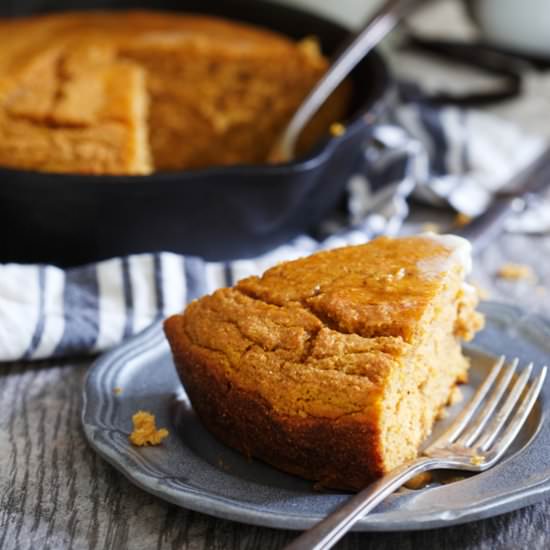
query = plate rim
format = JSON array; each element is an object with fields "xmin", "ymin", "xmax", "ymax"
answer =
[{"xmin": 82, "ymin": 301, "xmax": 550, "ymax": 531}]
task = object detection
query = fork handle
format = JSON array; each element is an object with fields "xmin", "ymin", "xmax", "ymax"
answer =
[{"xmin": 284, "ymin": 457, "xmax": 438, "ymax": 550}]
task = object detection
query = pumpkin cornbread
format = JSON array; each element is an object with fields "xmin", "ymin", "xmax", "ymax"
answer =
[
  {"xmin": 164, "ymin": 234, "xmax": 484, "ymax": 490},
  {"xmin": 0, "ymin": 11, "xmax": 351, "ymax": 174}
]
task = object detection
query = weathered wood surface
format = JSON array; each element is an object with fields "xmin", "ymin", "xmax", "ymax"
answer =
[{"xmin": 1, "ymin": 229, "xmax": 550, "ymax": 550}]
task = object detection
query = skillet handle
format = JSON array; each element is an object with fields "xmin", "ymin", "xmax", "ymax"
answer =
[{"xmin": 274, "ymin": 0, "xmax": 428, "ymax": 161}]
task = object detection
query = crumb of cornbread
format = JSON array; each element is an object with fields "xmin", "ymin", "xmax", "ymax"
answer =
[
  {"xmin": 448, "ymin": 386, "xmax": 463, "ymax": 406},
  {"xmin": 471, "ymin": 281, "xmax": 490, "ymax": 300},
  {"xmin": 297, "ymin": 36, "xmax": 322, "ymax": 58},
  {"xmin": 470, "ymin": 454, "xmax": 485, "ymax": 466},
  {"xmin": 454, "ymin": 213, "xmax": 472, "ymax": 227},
  {"xmin": 404, "ymin": 471, "xmax": 433, "ymax": 490},
  {"xmin": 329, "ymin": 122, "xmax": 346, "ymax": 137},
  {"xmin": 421, "ymin": 222, "xmax": 441, "ymax": 234},
  {"xmin": 497, "ymin": 263, "xmax": 536, "ymax": 281},
  {"xmin": 129, "ymin": 411, "xmax": 169, "ymax": 446},
  {"xmin": 113, "ymin": 387, "xmax": 122, "ymax": 395}
]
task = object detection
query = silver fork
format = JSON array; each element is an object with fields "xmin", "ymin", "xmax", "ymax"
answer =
[{"xmin": 285, "ymin": 356, "xmax": 547, "ymax": 550}]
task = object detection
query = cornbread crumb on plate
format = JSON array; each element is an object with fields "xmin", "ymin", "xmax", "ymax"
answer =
[
  {"xmin": 421, "ymin": 222, "xmax": 441, "ymax": 234},
  {"xmin": 454, "ymin": 213, "xmax": 472, "ymax": 227},
  {"xmin": 470, "ymin": 454, "xmax": 485, "ymax": 466},
  {"xmin": 404, "ymin": 471, "xmax": 433, "ymax": 490},
  {"xmin": 113, "ymin": 387, "xmax": 123, "ymax": 395},
  {"xmin": 129, "ymin": 410, "xmax": 169, "ymax": 447},
  {"xmin": 496, "ymin": 263, "xmax": 536, "ymax": 281},
  {"xmin": 448, "ymin": 385, "xmax": 463, "ymax": 406},
  {"xmin": 164, "ymin": 234, "xmax": 484, "ymax": 490}
]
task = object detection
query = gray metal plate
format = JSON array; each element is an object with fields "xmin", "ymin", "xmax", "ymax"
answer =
[{"xmin": 82, "ymin": 302, "xmax": 550, "ymax": 531}]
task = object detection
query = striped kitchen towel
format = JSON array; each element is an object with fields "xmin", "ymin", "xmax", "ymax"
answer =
[
  {"xmin": 0, "ymin": 231, "xmax": 371, "ymax": 362},
  {"xmin": 1, "ymin": 101, "xmax": 548, "ymax": 362}
]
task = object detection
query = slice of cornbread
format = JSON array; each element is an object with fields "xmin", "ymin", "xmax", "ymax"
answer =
[
  {"xmin": 0, "ymin": 30, "xmax": 151, "ymax": 175},
  {"xmin": 164, "ymin": 234, "xmax": 484, "ymax": 490}
]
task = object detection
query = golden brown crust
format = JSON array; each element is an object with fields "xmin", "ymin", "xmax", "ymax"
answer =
[
  {"xmin": 0, "ymin": 10, "xmax": 351, "ymax": 174},
  {"xmin": 165, "ymin": 314, "xmax": 386, "ymax": 490},
  {"xmin": 177, "ymin": 286, "xmax": 397, "ymax": 419},
  {"xmin": 164, "ymin": 236, "xmax": 483, "ymax": 490},
  {"xmin": 236, "ymin": 236, "xmax": 459, "ymax": 342}
]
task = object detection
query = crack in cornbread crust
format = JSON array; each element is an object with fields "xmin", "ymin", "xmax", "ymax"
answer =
[
  {"xmin": 164, "ymin": 236, "xmax": 484, "ymax": 490},
  {"xmin": 236, "ymin": 238, "xmax": 460, "ymax": 342},
  {"xmin": 166, "ymin": 313, "xmax": 391, "ymax": 490},
  {"xmin": 178, "ymin": 295, "xmax": 399, "ymax": 420}
]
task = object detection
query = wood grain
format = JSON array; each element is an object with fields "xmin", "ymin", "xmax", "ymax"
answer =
[{"xmin": 1, "ymin": 230, "xmax": 550, "ymax": 550}]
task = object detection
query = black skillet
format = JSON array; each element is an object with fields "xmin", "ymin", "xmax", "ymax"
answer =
[{"xmin": 0, "ymin": 0, "xmax": 391, "ymax": 266}]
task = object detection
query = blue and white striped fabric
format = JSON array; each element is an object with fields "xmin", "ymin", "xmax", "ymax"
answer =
[
  {"xmin": 1, "ymin": 100, "xmax": 547, "ymax": 362},
  {"xmin": 0, "ymin": 232, "xmax": 372, "ymax": 362}
]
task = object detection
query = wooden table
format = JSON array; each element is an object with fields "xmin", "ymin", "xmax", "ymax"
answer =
[{"xmin": 2, "ymin": 228, "xmax": 550, "ymax": 550}]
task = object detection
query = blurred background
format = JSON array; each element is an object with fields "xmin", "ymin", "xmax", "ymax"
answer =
[{"xmin": 273, "ymin": 0, "xmax": 378, "ymax": 28}]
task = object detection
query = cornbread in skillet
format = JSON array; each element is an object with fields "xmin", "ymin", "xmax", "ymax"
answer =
[
  {"xmin": 0, "ymin": 11, "xmax": 351, "ymax": 174},
  {"xmin": 164, "ymin": 234, "xmax": 484, "ymax": 490}
]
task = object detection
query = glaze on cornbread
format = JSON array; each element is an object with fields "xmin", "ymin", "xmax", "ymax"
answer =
[
  {"xmin": 164, "ymin": 235, "xmax": 484, "ymax": 490},
  {"xmin": 0, "ymin": 11, "xmax": 351, "ymax": 174}
]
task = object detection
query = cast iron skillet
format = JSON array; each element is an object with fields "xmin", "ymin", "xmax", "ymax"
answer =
[{"xmin": 0, "ymin": 0, "xmax": 391, "ymax": 266}]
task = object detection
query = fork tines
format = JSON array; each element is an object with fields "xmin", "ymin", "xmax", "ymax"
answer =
[{"xmin": 432, "ymin": 356, "xmax": 547, "ymax": 461}]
